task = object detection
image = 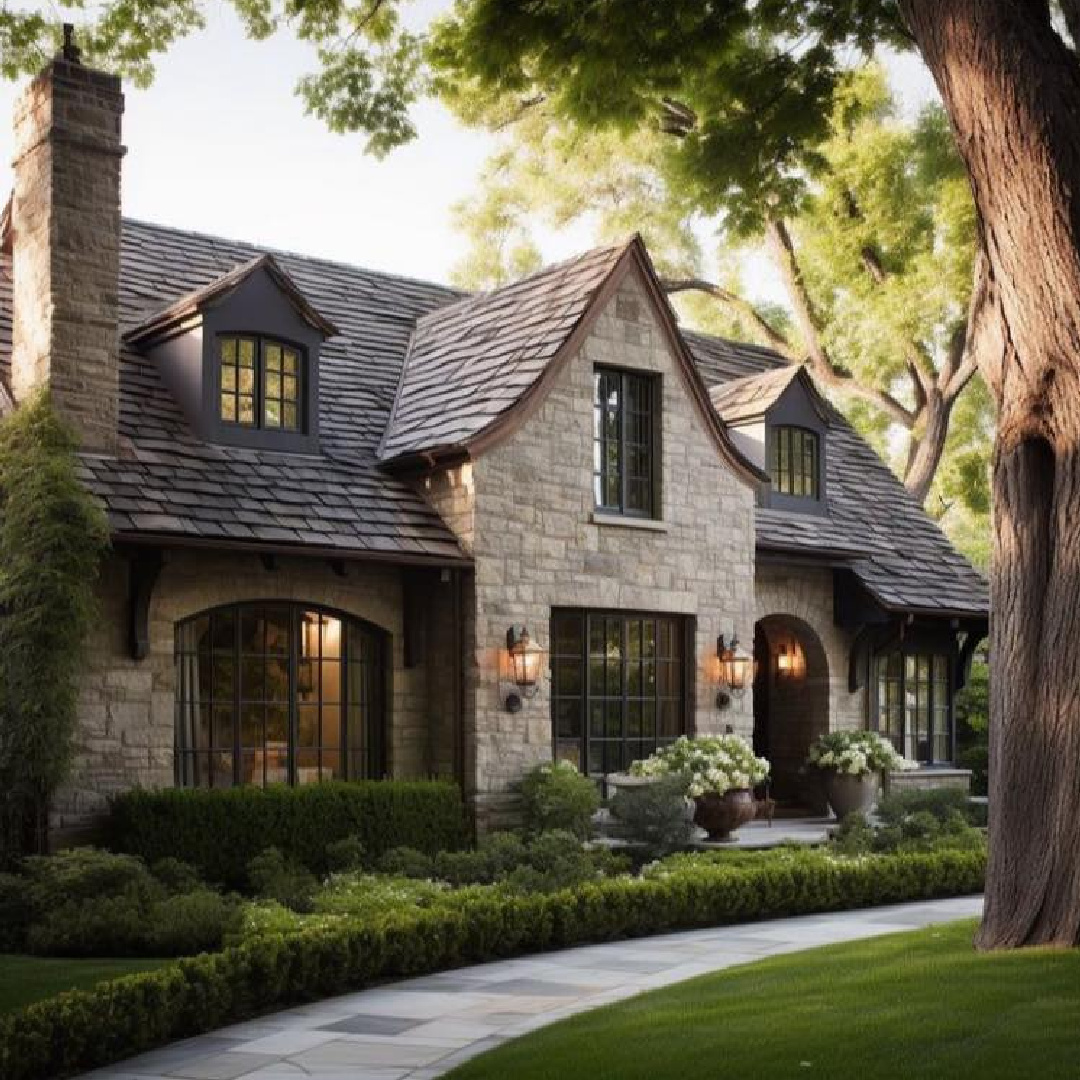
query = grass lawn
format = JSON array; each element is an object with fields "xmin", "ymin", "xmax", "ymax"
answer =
[
  {"xmin": 447, "ymin": 919, "xmax": 1080, "ymax": 1080},
  {"xmin": 0, "ymin": 954, "xmax": 171, "ymax": 1015}
]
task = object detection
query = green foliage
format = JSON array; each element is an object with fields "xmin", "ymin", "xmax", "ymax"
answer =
[
  {"xmin": 324, "ymin": 835, "xmax": 367, "ymax": 873},
  {"xmin": 610, "ymin": 775, "xmax": 697, "ymax": 859},
  {"xmin": 831, "ymin": 789, "xmax": 986, "ymax": 856},
  {"xmin": 0, "ymin": 846, "xmax": 983, "ymax": 1080},
  {"xmin": 377, "ymin": 845, "xmax": 436, "ymax": 878},
  {"xmin": 0, "ymin": 392, "xmax": 110, "ymax": 862},
  {"xmin": 15, "ymin": 848, "xmax": 237, "ymax": 958},
  {"xmin": 245, "ymin": 849, "xmax": 318, "ymax": 913},
  {"xmin": 0, "ymin": 872, "xmax": 32, "ymax": 952},
  {"xmin": 956, "ymin": 655, "xmax": 990, "ymax": 794},
  {"xmin": 106, "ymin": 782, "xmax": 468, "ymax": 889},
  {"xmin": 518, "ymin": 761, "xmax": 600, "ymax": 839}
]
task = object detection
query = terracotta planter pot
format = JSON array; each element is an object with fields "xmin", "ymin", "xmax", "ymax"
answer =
[
  {"xmin": 824, "ymin": 771, "xmax": 880, "ymax": 819},
  {"xmin": 693, "ymin": 789, "xmax": 756, "ymax": 841}
]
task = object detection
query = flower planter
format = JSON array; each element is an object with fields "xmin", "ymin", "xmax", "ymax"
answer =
[
  {"xmin": 693, "ymin": 789, "xmax": 756, "ymax": 841},
  {"xmin": 824, "ymin": 771, "xmax": 880, "ymax": 819},
  {"xmin": 606, "ymin": 772, "xmax": 695, "ymax": 829}
]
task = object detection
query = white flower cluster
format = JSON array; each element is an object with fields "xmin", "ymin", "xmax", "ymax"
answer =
[
  {"xmin": 629, "ymin": 735, "xmax": 770, "ymax": 798},
  {"xmin": 806, "ymin": 731, "xmax": 917, "ymax": 776}
]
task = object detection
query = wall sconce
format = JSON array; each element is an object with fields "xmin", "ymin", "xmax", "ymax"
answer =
[
  {"xmin": 776, "ymin": 640, "xmax": 806, "ymax": 681},
  {"xmin": 716, "ymin": 634, "xmax": 752, "ymax": 709},
  {"xmin": 504, "ymin": 626, "xmax": 546, "ymax": 713}
]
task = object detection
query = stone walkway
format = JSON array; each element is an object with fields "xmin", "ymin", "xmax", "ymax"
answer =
[{"xmin": 83, "ymin": 895, "xmax": 982, "ymax": 1080}]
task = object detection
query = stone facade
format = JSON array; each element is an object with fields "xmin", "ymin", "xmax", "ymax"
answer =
[
  {"xmin": 11, "ymin": 57, "xmax": 123, "ymax": 453},
  {"xmin": 55, "ymin": 549, "xmax": 459, "ymax": 837},
  {"xmin": 428, "ymin": 266, "xmax": 759, "ymax": 825}
]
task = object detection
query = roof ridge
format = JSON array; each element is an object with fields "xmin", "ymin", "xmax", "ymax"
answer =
[{"xmin": 121, "ymin": 216, "xmax": 467, "ymax": 300}]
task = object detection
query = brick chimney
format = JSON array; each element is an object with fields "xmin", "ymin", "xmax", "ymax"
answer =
[{"xmin": 10, "ymin": 26, "xmax": 124, "ymax": 453}]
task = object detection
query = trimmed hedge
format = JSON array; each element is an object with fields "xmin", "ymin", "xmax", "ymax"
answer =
[
  {"xmin": 106, "ymin": 783, "xmax": 469, "ymax": 888},
  {"xmin": 0, "ymin": 848, "xmax": 984, "ymax": 1080}
]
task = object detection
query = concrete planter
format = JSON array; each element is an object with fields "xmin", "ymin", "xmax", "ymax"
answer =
[{"xmin": 823, "ymin": 771, "xmax": 880, "ymax": 819}]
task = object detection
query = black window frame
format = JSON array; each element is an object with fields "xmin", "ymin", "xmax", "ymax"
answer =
[
  {"xmin": 550, "ymin": 609, "xmax": 694, "ymax": 783},
  {"xmin": 217, "ymin": 334, "xmax": 305, "ymax": 434},
  {"xmin": 768, "ymin": 425, "xmax": 820, "ymax": 499},
  {"xmin": 593, "ymin": 367, "xmax": 660, "ymax": 518},
  {"xmin": 174, "ymin": 601, "xmax": 388, "ymax": 789},
  {"xmin": 873, "ymin": 647, "xmax": 954, "ymax": 765}
]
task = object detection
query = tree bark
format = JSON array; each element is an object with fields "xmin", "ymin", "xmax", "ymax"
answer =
[{"xmin": 899, "ymin": 0, "xmax": 1080, "ymax": 948}]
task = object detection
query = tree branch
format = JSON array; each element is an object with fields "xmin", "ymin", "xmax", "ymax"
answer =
[
  {"xmin": 661, "ymin": 278, "xmax": 798, "ymax": 359},
  {"xmin": 765, "ymin": 216, "xmax": 916, "ymax": 428}
]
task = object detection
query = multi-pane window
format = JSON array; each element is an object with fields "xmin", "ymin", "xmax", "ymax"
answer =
[
  {"xmin": 593, "ymin": 368, "xmax": 658, "ymax": 516},
  {"xmin": 175, "ymin": 602, "xmax": 385, "ymax": 788},
  {"xmin": 875, "ymin": 649, "xmax": 952, "ymax": 764},
  {"xmin": 769, "ymin": 426, "xmax": 820, "ymax": 498},
  {"xmin": 218, "ymin": 335, "xmax": 302, "ymax": 431},
  {"xmin": 551, "ymin": 610, "xmax": 688, "ymax": 779}
]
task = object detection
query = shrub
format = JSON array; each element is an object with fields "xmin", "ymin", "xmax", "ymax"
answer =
[
  {"xmin": 324, "ymin": 836, "xmax": 367, "ymax": 873},
  {"xmin": 610, "ymin": 774, "xmax": 697, "ymax": 858},
  {"xmin": 378, "ymin": 846, "xmax": 435, "ymax": 878},
  {"xmin": 0, "ymin": 872, "xmax": 32, "ymax": 952},
  {"xmin": 14, "ymin": 848, "xmax": 238, "ymax": 958},
  {"xmin": 0, "ymin": 847, "xmax": 985, "ymax": 1080},
  {"xmin": 107, "ymin": 782, "xmax": 468, "ymax": 889},
  {"xmin": 877, "ymin": 787, "xmax": 983, "ymax": 826},
  {"xmin": 957, "ymin": 745, "xmax": 989, "ymax": 797},
  {"xmin": 519, "ymin": 761, "xmax": 600, "ymax": 838},
  {"xmin": 830, "ymin": 791, "xmax": 987, "ymax": 857},
  {"xmin": 246, "ymin": 849, "xmax": 318, "ymax": 912}
]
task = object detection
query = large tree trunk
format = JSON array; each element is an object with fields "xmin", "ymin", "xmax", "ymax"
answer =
[{"xmin": 899, "ymin": 0, "xmax": 1080, "ymax": 948}]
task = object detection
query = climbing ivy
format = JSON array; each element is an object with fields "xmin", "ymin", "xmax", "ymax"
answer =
[{"xmin": 0, "ymin": 391, "xmax": 109, "ymax": 862}]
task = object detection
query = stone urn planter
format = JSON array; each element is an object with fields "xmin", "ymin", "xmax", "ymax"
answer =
[
  {"xmin": 823, "ymin": 771, "xmax": 880, "ymax": 820},
  {"xmin": 693, "ymin": 789, "xmax": 756, "ymax": 841},
  {"xmin": 606, "ymin": 773, "xmax": 695, "ymax": 826}
]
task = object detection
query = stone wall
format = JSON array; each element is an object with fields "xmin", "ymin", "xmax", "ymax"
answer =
[
  {"xmin": 432, "ymin": 267, "xmax": 758, "ymax": 826},
  {"xmin": 11, "ymin": 57, "xmax": 123, "ymax": 453},
  {"xmin": 55, "ymin": 548, "xmax": 458, "ymax": 837}
]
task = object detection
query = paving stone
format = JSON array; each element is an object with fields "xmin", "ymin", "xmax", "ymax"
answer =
[{"xmin": 318, "ymin": 1016, "xmax": 423, "ymax": 1037}]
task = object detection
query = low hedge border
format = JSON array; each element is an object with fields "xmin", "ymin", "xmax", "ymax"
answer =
[
  {"xmin": 106, "ymin": 782, "xmax": 469, "ymax": 888},
  {"xmin": 0, "ymin": 849, "xmax": 984, "ymax": 1080}
]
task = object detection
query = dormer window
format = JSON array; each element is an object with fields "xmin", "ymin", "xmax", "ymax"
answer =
[
  {"xmin": 769, "ymin": 426, "xmax": 820, "ymax": 499},
  {"xmin": 219, "ymin": 335, "xmax": 302, "ymax": 431}
]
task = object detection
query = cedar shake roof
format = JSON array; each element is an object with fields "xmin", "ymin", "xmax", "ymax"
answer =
[
  {"xmin": 125, "ymin": 252, "xmax": 340, "ymax": 345},
  {"xmin": 709, "ymin": 365, "xmax": 831, "ymax": 426},
  {"xmin": 0, "ymin": 215, "xmax": 988, "ymax": 617},
  {"xmin": 380, "ymin": 242, "xmax": 626, "ymax": 464},
  {"xmin": 704, "ymin": 362, "xmax": 988, "ymax": 618}
]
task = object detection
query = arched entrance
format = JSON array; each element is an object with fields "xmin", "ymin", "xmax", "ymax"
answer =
[{"xmin": 753, "ymin": 614, "xmax": 829, "ymax": 806}]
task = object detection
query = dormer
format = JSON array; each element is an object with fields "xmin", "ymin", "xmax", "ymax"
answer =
[
  {"xmin": 710, "ymin": 365, "xmax": 830, "ymax": 513},
  {"xmin": 125, "ymin": 254, "xmax": 338, "ymax": 453}
]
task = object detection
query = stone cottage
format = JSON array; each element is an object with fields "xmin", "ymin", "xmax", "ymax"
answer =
[{"xmin": 0, "ymin": 49, "xmax": 988, "ymax": 839}]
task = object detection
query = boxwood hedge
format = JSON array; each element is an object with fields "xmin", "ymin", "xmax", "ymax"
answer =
[
  {"xmin": 106, "ymin": 782, "xmax": 469, "ymax": 889},
  {"xmin": 0, "ymin": 848, "xmax": 984, "ymax": 1080}
]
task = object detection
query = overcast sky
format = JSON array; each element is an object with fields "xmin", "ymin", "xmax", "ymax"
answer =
[{"xmin": 0, "ymin": 4, "xmax": 940, "ymax": 304}]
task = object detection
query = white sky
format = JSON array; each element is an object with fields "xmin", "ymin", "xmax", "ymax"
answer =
[{"xmin": 0, "ymin": 4, "xmax": 940, "ymax": 304}]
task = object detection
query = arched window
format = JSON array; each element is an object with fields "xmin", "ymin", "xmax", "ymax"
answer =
[
  {"xmin": 768, "ymin": 426, "xmax": 820, "ymax": 499},
  {"xmin": 174, "ymin": 602, "xmax": 387, "ymax": 788}
]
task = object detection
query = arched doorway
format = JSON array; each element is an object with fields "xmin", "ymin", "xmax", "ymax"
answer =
[{"xmin": 753, "ymin": 614, "xmax": 829, "ymax": 807}]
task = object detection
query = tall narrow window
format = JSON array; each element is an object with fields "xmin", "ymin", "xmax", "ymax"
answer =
[
  {"xmin": 218, "ymin": 335, "xmax": 303, "ymax": 432},
  {"xmin": 769, "ymin": 426, "xmax": 820, "ymax": 498},
  {"xmin": 593, "ymin": 368, "xmax": 658, "ymax": 516},
  {"xmin": 175, "ymin": 602, "xmax": 386, "ymax": 788},
  {"xmin": 551, "ymin": 610, "xmax": 688, "ymax": 778},
  {"xmin": 874, "ymin": 648, "xmax": 952, "ymax": 764}
]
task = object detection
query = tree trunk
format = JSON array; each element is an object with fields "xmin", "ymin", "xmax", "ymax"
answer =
[
  {"xmin": 904, "ymin": 390, "xmax": 951, "ymax": 505},
  {"xmin": 899, "ymin": 0, "xmax": 1080, "ymax": 948}
]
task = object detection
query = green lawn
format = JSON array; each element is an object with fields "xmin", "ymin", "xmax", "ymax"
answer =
[
  {"xmin": 448, "ymin": 920, "xmax": 1080, "ymax": 1080},
  {"xmin": 0, "ymin": 954, "xmax": 171, "ymax": 1015}
]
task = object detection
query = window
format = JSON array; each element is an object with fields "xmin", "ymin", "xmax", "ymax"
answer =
[
  {"xmin": 551, "ymin": 610, "xmax": 688, "ymax": 778},
  {"xmin": 175, "ymin": 602, "xmax": 386, "ymax": 788},
  {"xmin": 875, "ymin": 649, "xmax": 952, "ymax": 764},
  {"xmin": 769, "ymin": 426, "xmax": 819, "ymax": 498},
  {"xmin": 218, "ymin": 335, "xmax": 302, "ymax": 431},
  {"xmin": 593, "ymin": 368, "xmax": 658, "ymax": 516}
]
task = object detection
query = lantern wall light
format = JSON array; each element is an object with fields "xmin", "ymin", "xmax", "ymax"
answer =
[
  {"xmin": 716, "ymin": 633, "xmax": 753, "ymax": 710},
  {"xmin": 503, "ymin": 626, "xmax": 547, "ymax": 713}
]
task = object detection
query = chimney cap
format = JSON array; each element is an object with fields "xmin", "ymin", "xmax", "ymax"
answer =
[{"xmin": 60, "ymin": 23, "xmax": 82, "ymax": 64}]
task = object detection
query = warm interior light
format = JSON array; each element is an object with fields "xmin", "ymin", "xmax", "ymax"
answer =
[{"xmin": 776, "ymin": 638, "xmax": 805, "ymax": 681}]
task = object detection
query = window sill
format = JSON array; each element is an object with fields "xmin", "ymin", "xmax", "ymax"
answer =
[{"xmin": 591, "ymin": 512, "xmax": 669, "ymax": 533}]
